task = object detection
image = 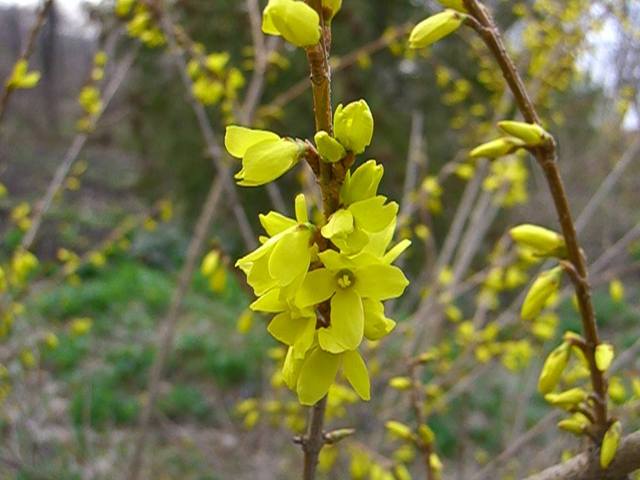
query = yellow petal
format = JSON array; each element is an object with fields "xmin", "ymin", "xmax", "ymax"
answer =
[
  {"xmin": 349, "ymin": 196, "xmax": 398, "ymax": 232},
  {"xmin": 282, "ymin": 347, "xmax": 304, "ymax": 390},
  {"xmin": 355, "ymin": 264, "xmax": 409, "ymax": 301},
  {"xmin": 268, "ymin": 229, "xmax": 311, "ymax": 286},
  {"xmin": 340, "ymin": 159, "xmax": 384, "ymax": 205},
  {"xmin": 333, "ymin": 100, "xmax": 374, "ymax": 154},
  {"xmin": 297, "ymin": 348, "xmax": 340, "ymax": 405},
  {"xmin": 342, "ymin": 350, "xmax": 370, "ymax": 400},
  {"xmin": 296, "ymin": 268, "xmax": 336, "ymax": 307},
  {"xmin": 363, "ymin": 298, "xmax": 396, "ymax": 340},
  {"xmin": 294, "ymin": 193, "xmax": 308, "ymax": 224},
  {"xmin": 318, "ymin": 288, "xmax": 364, "ymax": 353},
  {"xmin": 259, "ymin": 211, "xmax": 296, "ymax": 237},
  {"xmin": 224, "ymin": 125, "xmax": 279, "ymax": 158},
  {"xmin": 250, "ymin": 289, "xmax": 286, "ymax": 312},
  {"xmin": 321, "ymin": 209, "xmax": 354, "ymax": 239}
]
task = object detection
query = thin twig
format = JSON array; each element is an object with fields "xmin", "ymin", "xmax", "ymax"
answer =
[
  {"xmin": 20, "ymin": 47, "xmax": 137, "ymax": 251},
  {"xmin": 463, "ymin": 0, "xmax": 609, "ymax": 438},
  {"xmin": 0, "ymin": 0, "xmax": 54, "ymax": 125}
]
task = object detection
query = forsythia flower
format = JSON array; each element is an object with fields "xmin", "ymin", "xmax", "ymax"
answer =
[
  {"xmin": 497, "ymin": 120, "xmax": 550, "ymax": 146},
  {"xmin": 5, "ymin": 60, "xmax": 40, "ymax": 90},
  {"xmin": 295, "ymin": 250, "xmax": 407, "ymax": 353},
  {"xmin": 262, "ymin": 0, "xmax": 321, "ymax": 47},
  {"xmin": 225, "ymin": 125, "xmax": 306, "ymax": 186},
  {"xmin": 234, "ymin": 96, "xmax": 410, "ymax": 405},
  {"xmin": 521, "ymin": 266, "xmax": 562, "ymax": 321}
]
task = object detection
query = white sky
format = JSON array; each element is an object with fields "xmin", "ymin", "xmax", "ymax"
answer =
[{"xmin": 0, "ymin": 0, "xmax": 100, "ymax": 25}]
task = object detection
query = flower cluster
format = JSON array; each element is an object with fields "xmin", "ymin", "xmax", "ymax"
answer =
[
  {"xmin": 5, "ymin": 59, "xmax": 40, "ymax": 91},
  {"xmin": 226, "ymin": 99, "xmax": 410, "ymax": 405},
  {"xmin": 77, "ymin": 51, "xmax": 108, "ymax": 132}
]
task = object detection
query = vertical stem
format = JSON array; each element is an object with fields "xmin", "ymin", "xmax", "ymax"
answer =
[
  {"xmin": 299, "ymin": 1, "xmax": 342, "ymax": 479},
  {"xmin": 463, "ymin": 0, "xmax": 609, "ymax": 437}
]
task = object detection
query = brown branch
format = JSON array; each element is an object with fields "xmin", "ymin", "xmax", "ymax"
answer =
[
  {"xmin": 20, "ymin": 46, "xmax": 137, "ymax": 251},
  {"xmin": 463, "ymin": 0, "xmax": 609, "ymax": 438},
  {"xmin": 0, "ymin": 0, "xmax": 54, "ymax": 125},
  {"xmin": 522, "ymin": 429, "xmax": 640, "ymax": 480}
]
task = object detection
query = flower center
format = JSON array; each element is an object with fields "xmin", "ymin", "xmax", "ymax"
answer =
[{"xmin": 336, "ymin": 269, "xmax": 355, "ymax": 289}]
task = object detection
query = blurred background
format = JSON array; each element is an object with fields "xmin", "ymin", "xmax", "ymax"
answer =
[{"xmin": 0, "ymin": 0, "xmax": 639, "ymax": 479}]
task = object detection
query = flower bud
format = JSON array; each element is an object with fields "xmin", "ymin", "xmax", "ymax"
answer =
[
  {"xmin": 334, "ymin": 99, "xmax": 374, "ymax": 154},
  {"xmin": 438, "ymin": 0, "xmax": 467, "ymax": 12},
  {"xmin": 557, "ymin": 412, "xmax": 590, "ymax": 435},
  {"xmin": 544, "ymin": 388, "xmax": 588, "ymax": 409},
  {"xmin": 324, "ymin": 427, "xmax": 355, "ymax": 444},
  {"xmin": 595, "ymin": 343, "xmax": 614, "ymax": 372},
  {"xmin": 538, "ymin": 342, "xmax": 570, "ymax": 394},
  {"xmin": 497, "ymin": 121, "xmax": 550, "ymax": 146},
  {"xmin": 225, "ymin": 125, "xmax": 305, "ymax": 186},
  {"xmin": 262, "ymin": 0, "xmax": 321, "ymax": 48},
  {"xmin": 385, "ymin": 421, "xmax": 414, "ymax": 441},
  {"xmin": 314, "ymin": 131, "xmax": 346, "ymax": 163},
  {"xmin": 609, "ymin": 279, "xmax": 624, "ymax": 303},
  {"xmin": 470, "ymin": 137, "xmax": 526, "ymax": 159},
  {"xmin": 409, "ymin": 10, "xmax": 465, "ymax": 49},
  {"xmin": 389, "ymin": 376, "xmax": 413, "ymax": 390},
  {"xmin": 418, "ymin": 424, "xmax": 435, "ymax": 445},
  {"xmin": 509, "ymin": 224, "xmax": 566, "ymax": 258},
  {"xmin": 322, "ymin": 0, "xmax": 342, "ymax": 19},
  {"xmin": 340, "ymin": 160, "xmax": 384, "ymax": 205},
  {"xmin": 600, "ymin": 421, "xmax": 621, "ymax": 469},
  {"xmin": 521, "ymin": 267, "xmax": 563, "ymax": 321}
]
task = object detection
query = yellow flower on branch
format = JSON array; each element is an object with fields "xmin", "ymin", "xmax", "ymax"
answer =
[{"xmin": 262, "ymin": 0, "xmax": 321, "ymax": 48}]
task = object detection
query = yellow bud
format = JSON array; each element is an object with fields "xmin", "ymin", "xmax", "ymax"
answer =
[
  {"xmin": 262, "ymin": 0, "xmax": 321, "ymax": 48},
  {"xmin": 237, "ymin": 310, "xmax": 254, "ymax": 334},
  {"xmin": 544, "ymin": 388, "xmax": 588, "ymax": 409},
  {"xmin": 521, "ymin": 267, "xmax": 563, "ymax": 321},
  {"xmin": 538, "ymin": 342, "xmax": 570, "ymax": 394},
  {"xmin": 389, "ymin": 377, "xmax": 413, "ymax": 390},
  {"xmin": 324, "ymin": 427, "xmax": 355, "ymax": 444},
  {"xmin": 201, "ymin": 251, "xmax": 221, "ymax": 276},
  {"xmin": 6, "ymin": 60, "xmax": 41, "ymax": 90},
  {"xmin": 600, "ymin": 421, "xmax": 621, "ymax": 469},
  {"xmin": 439, "ymin": 0, "xmax": 467, "ymax": 12},
  {"xmin": 333, "ymin": 99, "xmax": 374, "ymax": 154},
  {"xmin": 418, "ymin": 424, "xmax": 435, "ymax": 445},
  {"xmin": 509, "ymin": 224, "xmax": 566, "ymax": 257},
  {"xmin": 470, "ymin": 137, "xmax": 526, "ymax": 159},
  {"xmin": 205, "ymin": 52, "xmax": 230, "ymax": 74},
  {"xmin": 44, "ymin": 332, "xmax": 59, "ymax": 349},
  {"xmin": 609, "ymin": 279, "xmax": 624, "ymax": 303},
  {"xmin": 608, "ymin": 377, "xmax": 627, "ymax": 404},
  {"xmin": 322, "ymin": 0, "xmax": 342, "ymax": 19},
  {"xmin": 314, "ymin": 131, "xmax": 346, "ymax": 163},
  {"xmin": 430, "ymin": 453, "xmax": 443, "ymax": 471},
  {"xmin": 385, "ymin": 421, "xmax": 414, "ymax": 441},
  {"xmin": 393, "ymin": 464, "xmax": 412, "ymax": 480},
  {"xmin": 341, "ymin": 160, "xmax": 384, "ymax": 205},
  {"xmin": 557, "ymin": 412, "xmax": 589, "ymax": 435},
  {"xmin": 595, "ymin": 343, "xmax": 614, "ymax": 372},
  {"xmin": 497, "ymin": 121, "xmax": 550, "ymax": 146},
  {"xmin": 408, "ymin": 10, "xmax": 465, "ymax": 49},
  {"xmin": 70, "ymin": 317, "xmax": 92, "ymax": 336}
]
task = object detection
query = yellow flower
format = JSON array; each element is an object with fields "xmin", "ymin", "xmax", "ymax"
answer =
[
  {"xmin": 262, "ymin": 0, "xmax": 321, "ymax": 48},
  {"xmin": 225, "ymin": 125, "xmax": 305, "ymax": 186},
  {"xmin": 385, "ymin": 420, "xmax": 414, "ymax": 441},
  {"xmin": 6, "ymin": 60, "xmax": 40, "ymax": 90},
  {"xmin": 288, "ymin": 346, "xmax": 370, "ymax": 405},
  {"xmin": 609, "ymin": 279, "xmax": 624, "ymax": 303},
  {"xmin": 340, "ymin": 160, "xmax": 384, "ymax": 205},
  {"xmin": 322, "ymin": 0, "xmax": 342, "ymax": 19},
  {"xmin": 557, "ymin": 412, "xmax": 589, "ymax": 435},
  {"xmin": 438, "ymin": 0, "xmax": 467, "ymax": 12},
  {"xmin": 70, "ymin": 317, "xmax": 92, "ymax": 336},
  {"xmin": 333, "ymin": 100, "xmax": 374, "ymax": 154},
  {"xmin": 237, "ymin": 194, "xmax": 314, "ymax": 295},
  {"xmin": 295, "ymin": 250, "xmax": 408, "ymax": 353},
  {"xmin": 408, "ymin": 10, "xmax": 465, "ymax": 49}
]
